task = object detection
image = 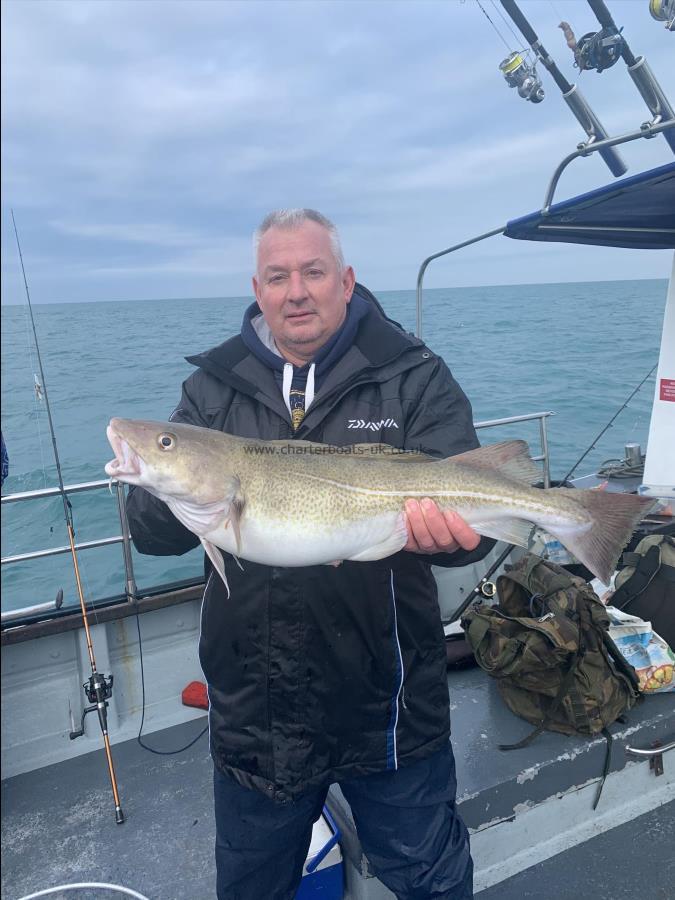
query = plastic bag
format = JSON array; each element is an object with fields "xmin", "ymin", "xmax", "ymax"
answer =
[{"xmin": 606, "ymin": 606, "xmax": 675, "ymax": 693}]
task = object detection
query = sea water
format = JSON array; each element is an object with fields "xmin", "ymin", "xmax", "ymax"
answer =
[{"xmin": 0, "ymin": 279, "xmax": 667, "ymax": 613}]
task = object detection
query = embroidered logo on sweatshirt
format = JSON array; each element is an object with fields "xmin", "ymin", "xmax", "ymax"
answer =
[{"xmin": 347, "ymin": 418, "xmax": 399, "ymax": 431}]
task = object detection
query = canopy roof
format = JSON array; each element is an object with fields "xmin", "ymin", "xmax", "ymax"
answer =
[{"xmin": 505, "ymin": 162, "xmax": 675, "ymax": 249}]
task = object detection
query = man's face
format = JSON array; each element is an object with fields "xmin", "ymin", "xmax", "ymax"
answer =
[{"xmin": 252, "ymin": 221, "xmax": 355, "ymax": 365}]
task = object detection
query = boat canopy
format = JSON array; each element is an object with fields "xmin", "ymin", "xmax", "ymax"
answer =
[{"xmin": 505, "ymin": 161, "xmax": 675, "ymax": 250}]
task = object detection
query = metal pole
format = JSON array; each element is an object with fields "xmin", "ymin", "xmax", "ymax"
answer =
[
  {"xmin": 115, "ymin": 482, "xmax": 138, "ymax": 601},
  {"xmin": 539, "ymin": 416, "xmax": 551, "ymax": 488}
]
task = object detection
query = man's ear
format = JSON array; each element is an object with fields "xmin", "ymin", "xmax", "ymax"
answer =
[
  {"xmin": 252, "ymin": 275, "xmax": 262, "ymax": 307},
  {"xmin": 343, "ymin": 265, "xmax": 356, "ymax": 302}
]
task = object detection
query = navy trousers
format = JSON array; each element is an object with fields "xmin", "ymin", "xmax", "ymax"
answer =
[{"xmin": 213, "ymin": 741, "xmax": 473, "ymax": 900}]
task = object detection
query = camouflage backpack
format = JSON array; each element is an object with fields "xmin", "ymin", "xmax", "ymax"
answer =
[{"xmin": 461, "ymin": 554, "xmax": 641, "ymax": 761}]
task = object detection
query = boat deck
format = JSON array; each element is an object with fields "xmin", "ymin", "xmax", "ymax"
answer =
[{"xmin": 2, "ymin": 666, "xmax": 673, "ymax": 900}]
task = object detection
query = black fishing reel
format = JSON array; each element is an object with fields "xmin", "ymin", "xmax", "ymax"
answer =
[
  {"xmin": 69, "ymin": 672, "xmax": 114, "ymax": 739},
  {"xmin": 574, "ymin": 26, "xmax": 624, "ymax": 72},
  {"xmin": 83, "ymin": 672, "xmax": 114, "ymax": 704},
  {"xmin": 499, "ymin": 51, "xmax": 545, "ymax": 103},
  {"xmin": 649, "ymin": 0, "xmax": 675, "ymax": 31}
]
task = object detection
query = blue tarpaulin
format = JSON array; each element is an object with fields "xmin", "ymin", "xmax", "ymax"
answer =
[{"xmin": 505, "ymin": 162, "xmax": 675, "ymax": 250}]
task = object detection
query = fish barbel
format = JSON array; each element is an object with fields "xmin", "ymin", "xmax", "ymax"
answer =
[{"xmin": 105, "ymin": 418, "xmax": 655, "ymax": 592}]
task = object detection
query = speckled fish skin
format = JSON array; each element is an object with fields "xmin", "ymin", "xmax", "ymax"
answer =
[{"xmin": 105, "ymin": 418, "xmax": 656, "ymax": 584}]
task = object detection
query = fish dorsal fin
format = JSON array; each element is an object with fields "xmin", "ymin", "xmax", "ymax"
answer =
[{"xmin": 451, "ymin": 440, "xmax": 541, "ymax": 485}]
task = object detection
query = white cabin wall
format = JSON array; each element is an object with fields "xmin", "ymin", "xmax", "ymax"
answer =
[{"xmin": 641, "ymin": 253, "xmax": 675, "ymax": 504}]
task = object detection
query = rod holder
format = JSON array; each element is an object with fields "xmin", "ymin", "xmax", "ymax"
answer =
[
  {"xmin": 563, "ymin": 85, "xmax": 628, "ymax": 175},
  {"xmin": 628, "ymin": 56, "xmax": 675, "ymax": 153}
]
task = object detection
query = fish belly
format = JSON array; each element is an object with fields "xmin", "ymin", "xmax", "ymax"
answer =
[{"xmin": 202, "ymin": 510, "xmax": 406, "ymax": 567}]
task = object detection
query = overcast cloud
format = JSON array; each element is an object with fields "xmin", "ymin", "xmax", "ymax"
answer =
[{"xmin": 2, "ymin": 0, "xmax": 674, "ymax": 304}]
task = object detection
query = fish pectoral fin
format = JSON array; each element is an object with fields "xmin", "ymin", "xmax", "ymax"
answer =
[
  {"xmin": 201, "ymin": 538, "xmax": 231, "ymax": 599},
  {"xmin": 228, "ymin": 477, "xmax": 245, "ymax": 556},
  {"xmin": 471, "ymin": 516, "xmax": 536, "ymax": 550},
  {"xmin": 346, "ymin": 513, "xmax": 409, "ymax": 562},
  {"xmin": 451, "ymin": 441, "xmax": 541, "ymax": 485}
]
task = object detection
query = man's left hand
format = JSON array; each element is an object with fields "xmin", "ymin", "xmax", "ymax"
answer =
[{"xmin": 403, "ymin": 499, "xmax": 480, "ymax": 555}]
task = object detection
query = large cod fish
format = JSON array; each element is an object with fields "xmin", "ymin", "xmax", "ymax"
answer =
[{"xmin": 105, "ymin": 418, "xmax": 655, "ymax": 593}]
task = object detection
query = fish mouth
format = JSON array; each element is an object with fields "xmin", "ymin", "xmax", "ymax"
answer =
[{"xmin": 105, "ymin": 423, "xmax": 143, "ymax": 482}]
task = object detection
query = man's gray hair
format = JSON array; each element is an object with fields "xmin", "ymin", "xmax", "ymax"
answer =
[{"xmin": 253, "ymin": 209, "xmax": 345, "ymax": 272}]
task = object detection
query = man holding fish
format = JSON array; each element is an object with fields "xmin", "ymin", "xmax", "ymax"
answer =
[{"xmin": 117, "ymin": 210, "xmax": 649, "ymax": 899}]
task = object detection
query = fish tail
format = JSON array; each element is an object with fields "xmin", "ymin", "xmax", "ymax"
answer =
[{"xmin": 547, "ymin": 488, "xmax": 657, "ymax": 584}]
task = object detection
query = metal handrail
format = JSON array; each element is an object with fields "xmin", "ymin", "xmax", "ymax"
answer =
[
  {"xmin": 1, "ymin": 479, "xmax": 139, "ymax": 605},
  {"xmin": 415, "ymin": 119, "xmax": 675, "ymax": 340},
  {"xmin": 3, "ymin": 536, "xmax": 125, "ymax": 565},
  {"xmin": 625, "ymin": 741, "xmax": 675, "ymax": 757},
  {"xmin": 415, "ymin": 225, "xmax": 506, "ymax": 340},
  {"xmin": 475, "ymin": 411, "xmax": 553, "ymax": 488},
  {"xmin": 542, "ymin": 119, "xmax": 675, "ymax": 213},
  {"xmin": 1, "ymin": 479, "xmax": 112, "ymax": 504}
]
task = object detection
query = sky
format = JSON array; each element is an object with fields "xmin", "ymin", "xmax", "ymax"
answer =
[{"xmin": 1, "ymin": 0, "xmax": 674, "ymax": 304}]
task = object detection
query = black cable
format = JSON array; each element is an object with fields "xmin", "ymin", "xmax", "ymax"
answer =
[{"xmin": 135, "ymin": 609, "xmax": 208, "ymax": 755}]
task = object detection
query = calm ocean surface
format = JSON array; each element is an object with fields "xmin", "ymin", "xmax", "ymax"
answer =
[{"xmin": 0, "ymin": 279, "xmax": 667, "ymax": 613}]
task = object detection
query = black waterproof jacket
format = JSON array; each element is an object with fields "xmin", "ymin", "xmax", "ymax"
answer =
[{"xmin": 126, "ymin": 285, "xmax": 493, "ymax": 802}]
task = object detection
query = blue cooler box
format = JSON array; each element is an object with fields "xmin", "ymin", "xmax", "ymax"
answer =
[{"xmin": 295, "ymin": 806, "xmax": 343, "ymax": 898}]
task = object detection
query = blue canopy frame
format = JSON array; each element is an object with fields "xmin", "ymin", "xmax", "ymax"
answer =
[{"xmin": 504, "ymin": 162, "xmax": 675, "ymax": 250}]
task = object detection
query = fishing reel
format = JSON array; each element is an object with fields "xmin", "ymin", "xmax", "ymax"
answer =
[
  {"xmin": 69, "ymin": 672, "xmax": 114, "ymax": 739},
  {"xmin": 573, "ymin": 26, "xmax": 624, "ymax": 72},
  {"xmin": 499, "ymin": 51, "xmax": 544, "ymax": 103},
  {"xmin": 649, "ymin": 0, "xmax": 675, "ymax": 30}
]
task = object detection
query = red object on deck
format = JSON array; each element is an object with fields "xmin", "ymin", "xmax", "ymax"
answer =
[{"xmin": 182, "ymin": 681, "xmax": 209, "ymax": 710}]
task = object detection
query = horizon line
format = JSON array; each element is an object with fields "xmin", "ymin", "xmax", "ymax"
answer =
[{"xmin": 0, "ymin": 275, "xmax": 667, "ymax": 307}]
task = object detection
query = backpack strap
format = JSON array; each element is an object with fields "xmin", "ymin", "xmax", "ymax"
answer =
[
  {"xmin": 612, "ymin": 544, "xmax": 663, "ymax": 610},
  {"xmin": 593, "ymin": 727, "xmax": 614, "ymax": 810},
  {"xmin": 498, "ymin": 647, "xmax": 581, "ymax": 751},
  {"xmin": 463, "ymin": 613, "xmax": 493, "ymax": 649}
]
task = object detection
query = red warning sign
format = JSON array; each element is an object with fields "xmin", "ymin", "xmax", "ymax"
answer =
[{"xmin": 660, "ymin": 379, "xmax": 675, "ymax": 402}]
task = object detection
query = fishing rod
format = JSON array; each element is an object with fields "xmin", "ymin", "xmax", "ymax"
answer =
[
  {"xmin": 561, "ymin": 363, "xmax": 658, "ymax": 483},
  {"xmin": 499, "ymin": 0, "xmax": 627, "ymax": 177},
  {"xmin": 10, "ymin": 210, "xmax": 125, "ymax": 825}
]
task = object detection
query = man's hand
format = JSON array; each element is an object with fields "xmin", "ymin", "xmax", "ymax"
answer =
[{"xmin": 403, "ymin": 498, "xmax": 480, "ymax": 555}]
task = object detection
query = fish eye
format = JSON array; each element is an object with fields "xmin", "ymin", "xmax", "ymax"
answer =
[{"xmin": 158, "ymin": 433, "xmax": 176, "ymax": 451}]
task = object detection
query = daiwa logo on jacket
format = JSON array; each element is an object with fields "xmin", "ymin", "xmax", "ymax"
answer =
[{"xmin": 347, "ymin": 418, "xmax": 399, "ymax": 431}]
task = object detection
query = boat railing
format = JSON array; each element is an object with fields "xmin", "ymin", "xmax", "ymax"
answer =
[
  {"xmin": 1, "ymin": 410, "xmax": 553, "ymax": 625},
  {"xmin": 415, "ymin": 119, "xmax": 675, "ymax": 339}
]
